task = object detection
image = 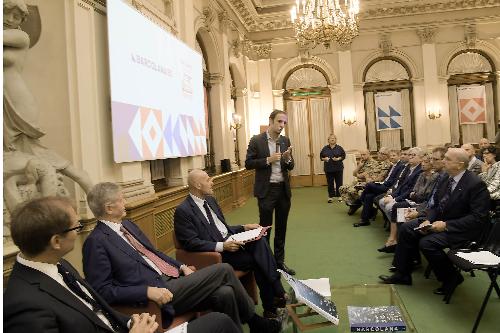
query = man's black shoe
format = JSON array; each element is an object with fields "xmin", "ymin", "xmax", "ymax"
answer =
[
  {"xmin": 389, "ymin": 266, "xmax": 397, "ymax": 272},
  {"xmin": 248, "ymin": 314, "xmax": 281, "ymax": 333},
  {"xmin": 273, "ymin": 294, "xmax": 289, "ymax": 308},
  {"xmin": 278, "ymin": 263, "xmax": 296, "ymax": 275},
  {"xmin": 440, "ymin": 273, "xmax": 464, "ymax": 300},
  {"xmin": 347, "ymin": 204, "xmax": 361, "ymax": 215},
  {"xmin": 377, "ymin": 244, "xmax": 396, "ymax": 253},
  {"xmin": 263, "ymin": 309, "xmax": 278, "ymax": 319},
  {"xmin": 378, "ymin": 274, "xmax": 412, "ymax": 285},
  {"xmin": 353, "ymin": 220, "xmax": 370, "ymax": 227},
  {"xmin": 433, "ymin": 287, "xmax": 445, "ymax": 295}
]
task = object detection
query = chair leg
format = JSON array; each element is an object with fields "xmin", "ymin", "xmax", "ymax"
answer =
[
  {"xmin": 424, "ymin": 264, "xmax": 432, "ymax": 279},
  {"xmin": 472, "ymin": 280, "xmax": 496, "ymax": 333}
]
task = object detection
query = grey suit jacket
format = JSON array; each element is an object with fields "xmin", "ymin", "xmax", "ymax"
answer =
[{"xmin": 468, "ymin": 157, "xmax": 484, "ymax": 175}]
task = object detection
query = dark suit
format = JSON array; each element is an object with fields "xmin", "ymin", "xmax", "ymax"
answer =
[
  {"xmin": 174, "ymin": 195, "xmax": 285, "ymax": 312},
  {"xmin": 4, "ymin": 259, "xmax": 129, "ymax": 333},
  {"xmin": 245, "ymin": 132, "xmax": 294, "ymax": 265},
  {"xmin": 394, "ymin": 170, "xmax": 490, "ymax": 284},
  {"xmin": 359, "ymin": 160, "xmax": 406, "ymax": 220},
  {"xmin": 392, "ymin": 165, "xmax": 422, "ymax": 202},
  {"xmin": 83, "ymin": 220, "xmax": 255, "ymax": 330}
]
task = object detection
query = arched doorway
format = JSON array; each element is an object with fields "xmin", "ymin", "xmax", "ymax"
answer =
[
  {"xmin": 447, "ymin": 51, "xmax": 497, "ymax": 145},
  {"xmin": 362, "ymin": 58, "xmax": 415, "ymax": 151},
  {"xmin": 283, "ymin": 66, "xmax": 332, "ymax": 187}
]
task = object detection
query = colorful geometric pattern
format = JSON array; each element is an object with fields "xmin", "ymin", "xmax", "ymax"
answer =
[
  {"xmin": 375, "ymin": 91, "xmax": 403, "ymax": 131},
  {"xmin": 112, "ymin": 101, "xmax": 207, "ymax": 163},
  {"xmin": 457, "ymin": 85, "xmax": 487, "ymax": 124}
]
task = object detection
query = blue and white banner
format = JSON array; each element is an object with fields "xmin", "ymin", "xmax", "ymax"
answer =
[{"xmin": 375, "ymin": 91, "xmax": 403, "ymax": 131}]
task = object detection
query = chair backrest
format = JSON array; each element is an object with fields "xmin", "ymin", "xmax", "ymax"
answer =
[
  {"xmin": 172, "ymin": 232, "xmax": 181, "ymax": 249},
  {"xmin": 483, "ymin": 220, "xmax": 500, "ymax": 255}
]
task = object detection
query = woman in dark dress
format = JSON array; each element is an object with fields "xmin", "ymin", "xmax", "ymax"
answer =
[{"xmin": 320, "ymin": 134, "xmax": 346, "ymax": 202}]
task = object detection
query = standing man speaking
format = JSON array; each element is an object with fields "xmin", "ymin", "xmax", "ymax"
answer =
[{"xmin": 245, "ymin": 109, "xmax": 296, "ymax": 275}]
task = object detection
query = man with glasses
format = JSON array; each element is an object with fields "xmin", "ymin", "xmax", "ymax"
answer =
[
  {"xmin": 4, "ymin": 196, "xmax": 160, "ymax": 333},
  {"xmin": 379, "ymin": 148, "xmax": 490, "ymax": 299}
]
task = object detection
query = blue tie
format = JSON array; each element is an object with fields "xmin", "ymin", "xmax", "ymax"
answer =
[{"xmin": 437, "ymin": 178, "xmax": 454, "ymax": 215}]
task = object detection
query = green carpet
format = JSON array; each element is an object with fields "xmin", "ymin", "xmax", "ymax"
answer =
[{"xmin": 226, "ymin": 186, "xmax": 499, "ymax": 333}]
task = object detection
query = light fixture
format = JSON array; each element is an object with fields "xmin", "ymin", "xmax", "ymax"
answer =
[
  {"xmin": 229, "ymin": 113, "xmax": 242, "ymax": 130},
  {"xmin": 230, "ymin": 113, "xmax": 242, "ymax": 166},
  {"xmin": 342, "ymin": 111, "xmax": 357, "ymax": 126},
  {"xmin": 290, "ymin": 0, "xmax": 360, "ymax": 49},
  {"xmin": 427, "ymin": 108, "xmax": 442, "ymax": 120}
]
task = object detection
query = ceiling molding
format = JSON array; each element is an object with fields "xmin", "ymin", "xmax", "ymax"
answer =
[{"xmin": 221, "ymin": 0, "xmax": 500, "ymax": 34}]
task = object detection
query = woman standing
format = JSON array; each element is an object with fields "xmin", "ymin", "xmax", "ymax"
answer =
[{"xmin": 320, "ymin": 134, "xmax": 346, "ymax": 202}]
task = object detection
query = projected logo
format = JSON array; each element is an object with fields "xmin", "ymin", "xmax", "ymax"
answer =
[{"xmin": 112, "ymin": 102, "xmax": 207, "ymax": 162}]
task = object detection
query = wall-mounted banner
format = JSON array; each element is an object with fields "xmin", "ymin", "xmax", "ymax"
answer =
[
  {"xmin": 457, "ymin": 85, "xmax": 487, "ymax": 125},
  {"xmin": 375, "ymin": 91, "xmax": 403, "ymax": 131}
]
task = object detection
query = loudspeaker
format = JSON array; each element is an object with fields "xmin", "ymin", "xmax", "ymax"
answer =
[{"xmin": 221, "ymin": 159, "xmax": 231, "ymax": 173}]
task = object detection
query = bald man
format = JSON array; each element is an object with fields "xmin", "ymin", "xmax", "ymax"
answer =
[
  {"xmin": 461, "ymin": 143, "xmax": 483, "ymax": 175},
  {"xmin": 379, "ymin": 148, "xmax": 490, "ymax": 299},
  {"xmin": 174, "ymin": 169, "xmax": 287, "ymax": 319}
]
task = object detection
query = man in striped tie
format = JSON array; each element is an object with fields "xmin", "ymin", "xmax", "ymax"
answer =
[{"xmin": 83, "ymin": 182, "xmax": 280, "ymax": 333}]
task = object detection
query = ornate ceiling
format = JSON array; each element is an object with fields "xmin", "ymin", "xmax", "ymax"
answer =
[{"xmin": 220, "ymin": 0, "xmax": 500, "ymax": 36}]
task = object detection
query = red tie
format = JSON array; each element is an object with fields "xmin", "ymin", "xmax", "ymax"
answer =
[{"xmin": 120, "ymin": 226, "xmax": 179, "ymax": 278}]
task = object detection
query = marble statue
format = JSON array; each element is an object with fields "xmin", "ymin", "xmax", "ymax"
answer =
[{"xmin": 3, "ymin": 0, "xmax": 93, "ymax": 243}]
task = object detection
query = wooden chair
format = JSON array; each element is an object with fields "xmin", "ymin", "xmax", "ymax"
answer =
[
  {"xmin": 173, "ymin": 234, "xmax": 259, "ymax": 304},
  {"xmin": 113, "ymin": 301, "xmax": 196, "ymax": 333}
]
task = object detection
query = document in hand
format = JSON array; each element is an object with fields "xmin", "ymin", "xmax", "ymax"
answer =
[
  {"xmin": 228, "ymin": 226, "xmax": 271, "ymax": 243},
  {"xmin": 396, "ymin": 208, "xmax": 417, "ymax": 223},
  {"xmin": 279, "ymin": 269, "xmax": 339, "ymax": 325}
]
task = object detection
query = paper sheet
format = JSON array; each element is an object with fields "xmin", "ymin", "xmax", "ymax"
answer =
[
  {"xmin": 456, "ymin": 251, "xmax": 500, "ymax": 265},
  {"xmin": 299, "ymin": 278, "xmax": 331, "ymax": 298}
]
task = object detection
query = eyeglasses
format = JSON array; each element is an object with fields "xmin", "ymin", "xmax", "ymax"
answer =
[
  {"xmin": 407, "ymin": 153, "xmax": 416, "ymax": 157},
  {"xmin": 430, "ymin": 157, "xmax": 443, "ymax": 161},
  {"xmin": 61, "ymin": 223, "xmax": 84, "ymax": 233}
]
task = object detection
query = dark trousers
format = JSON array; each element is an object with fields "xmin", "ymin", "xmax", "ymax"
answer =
[
  {"xmin": 222, "ymin": 239, "xmax": 285, "ymax": 312},
  {"xmin": 394, "ymin": 219, "xmax": 456, "ymax": 283},
  {"xmin": 325, "ymin": 171, "xmax": 343, "ymax": 197},
  {"xmin": 187, "ymin": 312, "xmax": 240, "ymax": 333},
  {"xmin": 258, "ymin": 183, "xmax": 291, "ymax": 265},
  {"xmin": 360, "ymin": 183, "xmax": 389, "ymax": 220},
  {"xmin": 165, "ymin": 263, "xmax": 254, "ymax": 331}
]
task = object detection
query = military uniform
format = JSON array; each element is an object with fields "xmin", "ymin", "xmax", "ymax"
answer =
[{"xmin": 339, "ymin": 159, "xmax": 380, "ymax": 204}]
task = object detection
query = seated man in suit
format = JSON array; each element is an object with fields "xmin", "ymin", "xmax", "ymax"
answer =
[
  {"xmin": 174, "ymin": 169, "xmax": 287, "ymax": 319},
  {"xmin": 377, "ymin": 147, "xmax": 424, "ymax": 224},
  {"xmin": 5, "ymin": 196, "xmax": 238, "ymax": 333},
  {"xmin": 83, "ymin": 182, "xmax": 280, "ymax": 333},
  {"xmin": 379, "ymin": 148, "xmax": 490, "ymax": 299},
  {"xmin": 351, "ymin": 149, "xmax": 406, "ymax": 221},
  {"xmin": 462, "ymin": 143, "xmax": 483, "ymax": 175}
]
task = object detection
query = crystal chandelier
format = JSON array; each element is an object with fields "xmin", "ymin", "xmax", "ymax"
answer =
[{"xmin": 290, "ymin": 0, "xmax": 360, "ymax": 49}]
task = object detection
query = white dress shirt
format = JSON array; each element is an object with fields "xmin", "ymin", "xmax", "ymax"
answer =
[
  {"xmin": 100, "ymin": 220, "xmax": 164, "ymax": 276},
  {"xmin": 189, "ymin": 193, "xmax": 228, "ymax": 252},
  {"xmin": 17, "ymin": 254, "xmax": 115, "ymax": 331}
]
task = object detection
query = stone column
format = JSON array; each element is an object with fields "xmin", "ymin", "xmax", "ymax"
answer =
[
  {"xmin": 417, "ymin": 27, "xmax": 450, "ymax": 145},
  {"xmin": 234, "ymin": 87, "xmax": 249, "ymax": 168}
]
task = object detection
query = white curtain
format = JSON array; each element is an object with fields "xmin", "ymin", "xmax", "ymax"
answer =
[
  {"xmin": 286, "ymin": 100, "xmax": 310, "ymax": 176},
  {"xmin": 486, "ymin": 83, "xmax": 495, "ymax": 141},
  {"xmin": 380, "ymin": 130, "xmax": 401, "ymax": 149},
  {"xmin": 448, "ymin": 85, "xmax": 460, "ymax": 145},
  {"xmin": 401, "ymin": 89, "xmax": 412, "ymax": 147},
  {"xmin": 365, "ymin": 92, "xmax": 377, "ymax": 151},
  {"xmin": 310, "ymin": 98, "xmax": 331, "ymax": 175}
]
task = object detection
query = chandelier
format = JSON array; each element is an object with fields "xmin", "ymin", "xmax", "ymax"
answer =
[{"xmin": 290, "ymin": 0, "xmax": 360, "ymax": 49}]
